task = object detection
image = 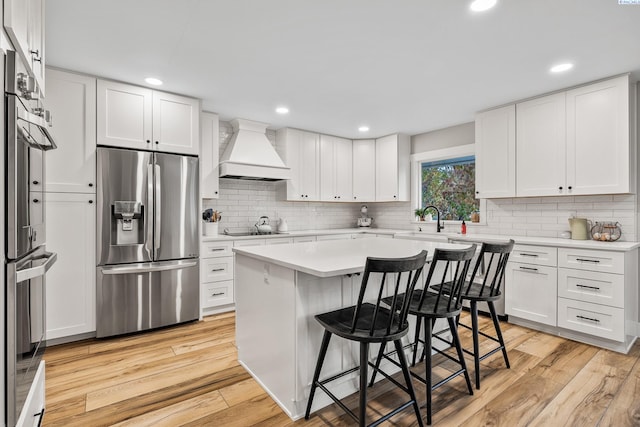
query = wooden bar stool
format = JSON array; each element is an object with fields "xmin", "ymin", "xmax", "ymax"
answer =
[
  {"xmin": 432, "ymin": 239, "xmax": 514, "ymax": 389},
  {"xmin": 304, "ymin": 251, "xmax": 428, "ymax": 427},
  {"xmin": 370, "ymin": 244, "xmax": 477, "ymax": 425}
]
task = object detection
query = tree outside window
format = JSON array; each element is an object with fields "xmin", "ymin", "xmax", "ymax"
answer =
[{"xmin": 420, "ymin": 156, "xmax": 479, "ymax": 221}]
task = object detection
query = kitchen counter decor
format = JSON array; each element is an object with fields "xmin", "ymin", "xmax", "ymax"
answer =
[
  {"xmin": 202, "ymin": 209, "xmax": 221, "ymax": 236},
  {"xmin": 590, "ymin": 221, "xmax": 622, "ymax": 242}
]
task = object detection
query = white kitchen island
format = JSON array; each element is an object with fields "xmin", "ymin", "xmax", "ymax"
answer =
[{"xmin": 233, "ymin": 237, "xmax": 470, "ymax": 420}]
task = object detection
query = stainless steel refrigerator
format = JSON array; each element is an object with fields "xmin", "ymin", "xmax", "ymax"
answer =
[{"xmin": 96, "ymin": 147, "xmax": 199, "ymax": 338}]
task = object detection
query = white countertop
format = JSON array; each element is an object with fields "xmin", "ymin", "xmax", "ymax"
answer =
[
  {"xmin": 233, "ymin": 237, "xmax": 472, "ymax": 277},
  {"xmin": 204, "ymin": 227, "xmax": 640, "ymax": 251}
]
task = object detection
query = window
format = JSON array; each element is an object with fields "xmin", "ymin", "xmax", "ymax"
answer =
[
  {"xmin": 420, "ymin": 156, "xmax": 479, "ymax": 220},
  {"xmin": 411, "ymin": 144, "xmax": 483, "ymax": 223}
]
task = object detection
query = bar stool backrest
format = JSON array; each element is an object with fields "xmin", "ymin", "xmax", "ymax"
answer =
[
  {"xmin": 417, "ymin": 245, "xmax": 477, "ymax": 314},
  {"xmin": 464, "ymin": 240, "xmax": 515, "ymax": 298},
  {"xmin": 350, "ymin": 250, "xmax": 428, "ymax": 337}
]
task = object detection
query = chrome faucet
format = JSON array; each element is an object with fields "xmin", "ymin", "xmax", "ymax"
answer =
[{"xmin": 424, "ymin": 205, "xmax": 444, "ymax": 232}]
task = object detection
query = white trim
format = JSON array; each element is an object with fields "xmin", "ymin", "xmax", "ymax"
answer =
[
  {"xmin": 410, "ymin": 143, "xmax": 475, "ymax": 163},
  {"xmin": 410, "ymin": 143, "xmax": 485, "ymax": 223}
]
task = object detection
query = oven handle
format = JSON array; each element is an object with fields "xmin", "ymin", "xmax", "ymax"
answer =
[
  {"xmin": 100, "ymin": 260, "xmax": 197, "ymax": 275},
  {"xmin": 15, "ymin": 251, "xmax": 58, "ymax": 282}
]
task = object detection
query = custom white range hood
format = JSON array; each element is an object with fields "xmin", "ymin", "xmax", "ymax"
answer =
[{"xmin": 219, "ymin": 118, "xmax": 291, "ymax": 181}]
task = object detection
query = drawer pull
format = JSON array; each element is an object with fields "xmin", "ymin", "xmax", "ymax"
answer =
[
  {"xmin": 519, "ymin": 266, "xmax": 538, "ymax": 272},
  {"xmin": 211, "ymin": 292, "xmax": 225, "ymax": 297},
  {"xmin": 210, "ymin": 248, "xmax": 225, "ymax": 252},
  {"xmin": 211, "ymin": 268, "xmax": 225, "ymax": 272},
  {"xmin": 576, "ymin": 284, "xmax": 600, "ymax": 291},
  {"xmin": 576, "ymin": 258, "xmax": 600, "ymax": 264},
  {"xmin": 519, "ymin": 253, "xmax": 539, "ymax": 257},
  {"xmin": 576, "ymin": 315, "xmax": 600, "ymax": 323}
]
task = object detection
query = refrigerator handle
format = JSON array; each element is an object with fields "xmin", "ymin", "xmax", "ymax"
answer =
[
  {"xmin": 154, "ymin": 163, "xmax": 161, "ymax": 258},
  {"xmin": 146, "ymin": 163, "xmax": 154, "ymax": 257}
]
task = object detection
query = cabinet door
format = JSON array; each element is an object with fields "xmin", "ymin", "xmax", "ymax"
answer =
[
  {"xmin": 97, "ymin": 79, "xmax": 153, "ymax": 150},
  {"xmin": 516, "ymin": 93, "xmax": 566, "ymax": 197},
  {"xmin": 320, "ymin": 135, "xmax": 352, "ymax": 201},
  {"xmin": 45, "ymin": 192, "xmax": 96, "ymax": 339},
  {"xmin": 352, "ymin": 139, "xmax": 375, "ymax": 202},
  {"xmin": 375, "ymin": 135, "xmax": 399, "ymax": 201},
  {"xmin": 299, "ymin": 131, "xmax": 320, "ymax": 200},
  {"xmin": 474, "ymin": 105, "xmax": 515, "ymax": 198},
  {"xmin": 45, "ymin": 69, "xmax": 97, "ymax": 193},
  {"xmin": 505, "ymin": 263, "xmax": 557, "ymax": 326},
  {"xmin": 28, "ymin": 0, "xmax": 45, "ymax": 94},
  {"xmin": 319, "ymin": 135, "xmax": 336, "ymax": 201},
  {"xmin": 334, "ymin": 137, "xmax": 353, "ymax": 201},
  {"xmin": 200, "ymin": 112, "xmax": 219, "ymax": 199},
  {"xmin": 566, "ymin": 75, "xmax": 631, "ymax": 195},
  {"xmin": 4, "ymin": 0, "xmax": 30, "ymax": 76},
  {"xmin": 152, "ymin": 91, "xmax": 200, "ymax": 155}
]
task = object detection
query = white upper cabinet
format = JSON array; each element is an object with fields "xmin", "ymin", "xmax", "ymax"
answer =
[
  {"xmin": 45, "ymin": 68, "xmax": 97, "ymax": 193},
  {"xmin": 320, "ymin": 135, "xmax": 352, "ymax": 201},
  {"xmin": 152, "ymin": 91, "xmax": 200, "ymax": 155},
  {"xmin": 566, "ymin": 75, "xmax": 633, "ymax": 195},
  {"xmin": 97, "ymin": 79, "xmax": 200, "ymax": 155},
  {"xmin": 516, "ymin": 93, "xmax": 567, "ymax": 197},
  {"xmin": 5, "ymin": 0, "xmax": 46, "ymax": 94},
  {"xmin": 277, "ymin": 128, "xmax": 320, "ymax": 201},
  {"xmin": 97, "ymin": 80, "xmax": 153, "ymax": 150},
  {"xmin": 375, "ymin": 134, "xmax": 410, "ymax": 201},
  {"xmin": 474, "ymin": 105, "xmax": 516, "ymax": 198},
  {"xmin": 200, "ymin": 112, "xmax": 220, "ymax": 199},
  {"xmin": 352, "ymin": 139, "xmax": 375, "ymax": 202}
]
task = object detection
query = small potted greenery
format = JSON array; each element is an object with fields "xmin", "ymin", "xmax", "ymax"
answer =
[{"xmin": 414, "ymin": 207, "xmax": 427, "ymax": 221}]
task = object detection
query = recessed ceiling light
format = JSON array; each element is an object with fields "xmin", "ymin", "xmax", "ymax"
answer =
[
  {"xmin": 275, "ymin": 107, "xmax": 289, "ymax": 114},
  {"xmin": 358, "ymin": 126, "xmax": 370, "ymax": 132},
  {"xmin": 470, "ymin": 0, "xmax": 497, "ymax": 12},
  {"xmin": 550, "ymin": 63, "xmax": 574, "ymax": 73},
  {"xmin": 145, "ymin": 77, "xmax": 163, "ymax": 86}
]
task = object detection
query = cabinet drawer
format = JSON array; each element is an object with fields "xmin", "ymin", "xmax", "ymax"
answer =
[
  {"xmin": 201, "ymin": 280, "xmax": 234, "ymax": 308},
  {"xmin": 511, "ymin": 245, "xmax": 557, "ymax": 267},
  {"xmin": 316, "ymin": 234, "xmax": 352, "ymax": 241},
  {"xmin": 266, "ymin": 237, "xmax": 294, "ymax": 245},
  {"xmin": 201, "ymin": 241, "xmax": 233, "ymax": 258},
  {"xmin": 293, "ymin": 236, "xmax": 316, "ymax": 244},
  {"xmin": 558, "ymin": 268, "xmax": 624, "ymax": 308},
  {"xmin": 558, "ymin": 248, "xmax": 624, "ymax": 274},
  {"xmin": 200, "ymin": 256, "xmax": 233, "ymax": 282},
  {"xmin": 233, "ymin": 239, "xmax": 266, "ymax": 247},
  {"xmin": 557, "ymin": 298, "xmax": 624, "ymax": 342}
]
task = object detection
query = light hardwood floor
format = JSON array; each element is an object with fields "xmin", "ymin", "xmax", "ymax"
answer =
[{"xmin": 42, "ymin": 311, "xmax": 640, "ymax": 426}]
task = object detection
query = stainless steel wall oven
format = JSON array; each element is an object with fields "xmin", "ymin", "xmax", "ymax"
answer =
[{"xmin": 4, "ymin": 50, "xmax": 57, "ymax": 427}]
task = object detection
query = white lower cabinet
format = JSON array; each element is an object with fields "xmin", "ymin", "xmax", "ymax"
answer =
[
  {"xmin": 505, "ymin": 245, "xmax": 558, "ymax": 327},
  {"xmin": 16, "ymin": 362, "xmax": 45, "ymax": 427},
  {"xmin": 505, "ymin": 244, "xmax": 637, "ymax": 353},
  {"xmin": 45, "ymin": 192, "xmax": 96, "ymax": 340},
  {"xmin": 200, "ymin": 241, "xmax": 234, "ymax": 314}
]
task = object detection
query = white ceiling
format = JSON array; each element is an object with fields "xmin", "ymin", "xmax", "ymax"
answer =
[{"xmin": 46, "ymin": 0, "xmax": 640, "ymax": 139}]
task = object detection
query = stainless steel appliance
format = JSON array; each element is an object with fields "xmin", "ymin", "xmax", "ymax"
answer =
[
  {"xmin": 5, "ymin": 50, "xmax": 58, "ymax": 427},
  {"xmin": 96, "ymin": 147, "xmax": 200, "ymax": 338}
]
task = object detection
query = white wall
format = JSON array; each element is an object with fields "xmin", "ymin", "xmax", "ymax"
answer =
[{"xmin": 203, "ymin": 122, "xmax": 361, "ymax": 232}]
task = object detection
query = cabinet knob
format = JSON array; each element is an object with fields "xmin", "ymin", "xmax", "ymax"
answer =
[
  {"xmin": 155, "ymin": 141, "xmax": 159, "ymax": 144},
  {"xmin": 88, "ymin": 183, "xmax": 94, "ymax": 187},
  {"xmin": 393, "ymin": 195, "xmax": 397, "ymax": 199},
  {"xmin": 33, "ymin": 199, "xmax": 39, "ymax": 203},
  {"xmin": 476, "ymin": 191, "xmax": 479, "ymax": 194},
  {"xmin": 33, "ymin": 180, "xmax": 39, "ymax": 185},
  {"xmin": 89, "ymin": 200, "xmax": 93, "ymax": 204},
  {"xmin": 214, "ymin": 191, "xmax": 218, "ymax": 194},
  {"xmin": 558, "ymin": 186, "xmax": 563, "ymax": 190},
  {"xmin": 353, "ymin": 196, "xmax": 357, "ymax": 199},
  {"xmin": 146, "ymin": 139, "xmax": 151, "ymax": 144},
  {"xmin": 568, "ymin": 186, "xmax": 572, "ymax": 190}
]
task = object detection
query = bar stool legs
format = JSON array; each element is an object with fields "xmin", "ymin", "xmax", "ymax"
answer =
[{"xmin": 305, "ymin": 330, "xmax": 331, "ymax": 420}]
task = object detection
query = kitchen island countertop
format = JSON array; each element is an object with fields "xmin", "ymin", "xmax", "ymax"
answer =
[{"xmin": 232, "ymin": 237, "xmax": 470, "ymax": 278}]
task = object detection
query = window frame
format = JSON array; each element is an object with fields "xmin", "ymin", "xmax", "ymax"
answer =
[{"xmin": 410, "ymin": 144, "xmax": 486, "ymax": 225}]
